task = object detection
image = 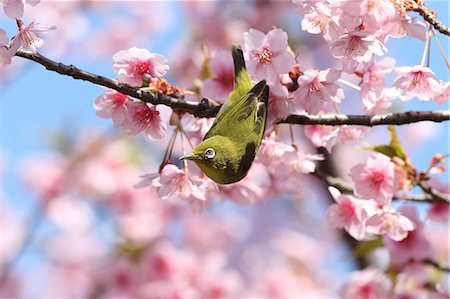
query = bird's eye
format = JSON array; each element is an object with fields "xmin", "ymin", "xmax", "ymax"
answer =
[{"xmin": 205, "ymin": 148, "xmax": 215, "ymax": 159}]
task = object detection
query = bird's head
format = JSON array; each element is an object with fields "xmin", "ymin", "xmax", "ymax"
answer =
[
  {"xmin": 179, "ymin": 136, "xmax": 239, "ymax": 184},
  {"xmin": 180, "ymin": 136, "xmax": 233, "ymax": 167}
]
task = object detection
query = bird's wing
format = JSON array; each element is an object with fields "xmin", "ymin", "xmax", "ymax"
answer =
[{"xmin": 204, "ymin": 80, "xmax": 269, "ymax": 141}]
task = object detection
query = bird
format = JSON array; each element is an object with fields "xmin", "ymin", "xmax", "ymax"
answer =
[{"xmin": 180, "ymin": 45, "xmax": 269, "ymax": 184}]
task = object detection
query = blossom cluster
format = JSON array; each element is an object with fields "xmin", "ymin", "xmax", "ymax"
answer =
[{"xmin": 94, "ymin": 47, "xmax": 170, "ymax": 140}]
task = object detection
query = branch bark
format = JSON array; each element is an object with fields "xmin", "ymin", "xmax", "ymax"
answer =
[
  {"xmin": 414, "ymin": 5, "xmax": 450, "ymax": 36},
  {"xmin": 313, "ymin": 170, "xmax": 450, "ymax": 204},
  {"xmin": 15, "ymin": 49, "xmax": 450, "ymax": 127}
]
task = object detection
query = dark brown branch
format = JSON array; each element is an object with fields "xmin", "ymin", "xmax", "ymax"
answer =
[
  {"xmin": 421, "ymin": 258, "xmax": 450, "ymax": 273},
  {"xmin": 417, "ymin": 180, "xmax": 450, "ymax": 203},
  {"xmin": 414, "ymin": 5, "xmax": 450, "ymax": 36},
  {"xmin": 282, "ymin": 111, "xmax": 450, "ymax": 126},
  {"xmin": 15, "ymin": 49, "xmax": 450, "ymax": 126},
  {"xmin": 313, "ymin": 170, "xmax": 450, "ymax": 204}
]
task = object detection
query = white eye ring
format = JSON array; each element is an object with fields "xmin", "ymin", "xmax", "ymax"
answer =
[{"xmin": 205, "ymin": 148, "xmax": 215, "ymax": 159}]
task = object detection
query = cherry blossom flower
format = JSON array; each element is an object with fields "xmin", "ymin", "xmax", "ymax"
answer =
[
  {"xmin": 329, "ymin": 30, "xmax": 387, "ymax": 72},
  {"xmin": 366, "ymin": 208, "xmax": 415, "ymax": 241},
  {"xmin": 361, "ymin": 87, "xmax": 399, "ymax": 114},
  {"xmin": 267, "ymin": 82, "xmax": 292, "ymax": 126},
  {"xmin": 435, "ymin": 82, "xmax": 450, "ymax": 105},
  {"xmin": 182, "ymin": 114, "xmax": 214, "ymax": 144},
  {"xmin": 153, "ymin": 164, "xmax": 206, "ymax": 205},
  {"xmin": 202, "ymin": 50, "xmax": 234, "ymax": 103},
  {"xmin": 10, "ymin": 20, "xmax": 56, "ymax": 51},
  {"xmin": 257, "ymin": 133, "xmax": 294, "ymax": 167},
  {"xmin": 326, "ymin": 187, "xmax": 371, "ymax": 240},
  {"xmin": 301, "ymin": 2, "xmax": 340, "ymax": 41},
  {"xmin": 359, "ymin": 57, "xmax": 395, "ymax": 94},
  {"xmin": 112, "ymin": 47, "xmax": 169, "ymax": 87},
  {"xmin": 1, "ymin": 0, "xmax": 40, "ymax": 19},
  {"xmin": 382, "ymin": 206, "xmax": 431, "ymax": 266},
  {"xmin": 293, "ymin": 68, "xmax": 344, "ymax": 114},
  {"xmin": 94, "ymin": 89, "xmax": 129, "ymax": 127},
  {"xmin": 0, "ymin": 28, "xmax": 13, "ymax": 66},
  {"xmin": 349, "ymin": 153, "xmax": 395, "ymax": 206},
  {"xmin": 427, "ymin": 202, "xmax": 449, "ymax": 223},
  {"xmin": 393, "ymin": 65, "xmax": 442, "ymax": 101},
  {"xmin": 304, "ymin": 125, "xmax": 340, "ymax": 152},
  {"xmin": 243, "ymin": 28, "xmax": 295, "ymax": 83},
  {"xmin": 340, "ymin": 267, "xmax": 392, "ymax": 299},
  {"xmin": 383, "ymin": 15, "xmax": 427, "ymax": 41},
  {"xmin": 122, "ymin": 101, "xmax": 167, "ymax": 140}
]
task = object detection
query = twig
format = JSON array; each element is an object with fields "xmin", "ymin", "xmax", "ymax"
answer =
[
  {"xmin": 421, "ymin": 259, "xmax": 450, "ymax": 273},
  {"xmin": 417, "ymin": 180, "xmax": 450, "ymax": 203},
  {"xmin": 14, "ymin": 50, "xmax": 450, "ymax": 126},
  {"xmin": 414, "ymin": 5, "xmax": 450, "ymax": 37},
  {"xmin": 312, "ymin": 170, "xmax": 450, "ymax": 204}
]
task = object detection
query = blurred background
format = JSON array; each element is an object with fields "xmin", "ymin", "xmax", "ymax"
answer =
[{"xmin": 1, "ymin": 1, "xmax": 449, "ymax": 298}]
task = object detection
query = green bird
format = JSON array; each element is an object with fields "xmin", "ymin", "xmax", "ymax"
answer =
[{"xmin": 180, "ymin": 45, "xmax": 269, "ymax": 184}]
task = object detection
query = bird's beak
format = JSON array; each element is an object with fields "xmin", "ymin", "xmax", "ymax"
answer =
[{"xmin": 179, "ymin": 153, "xmax": 197, "ymax": 161}]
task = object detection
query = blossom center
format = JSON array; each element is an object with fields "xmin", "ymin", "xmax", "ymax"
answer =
[
  {"xmin": 411, "ymin": 71, "xmax": 425, "ymax": 87},
  {"xmin": 134, "ymin": 105, "xmax": 154, "ymax": 128},
  {"xmin": 345, "ymin": 36, "xmax": 361, "ymax": 55},
  {"xmin": 112, "ymin": 93, "xmax": 128, "ymax": 106},
  {"xmin": 340, "ymin": 200, "xmax": 356, "ymax": 219},
  {"xmin": 309, "ymin": 77, "xmax": 324, "ymax": 92},
  {"xmin": 257, "ymin": 48, "xmax": 273, "ymax": 64},
  {"xmin": 370, "ymin": 171, "xmax": 385, "ymax": 186},
  {"xmin": 133, "ymin": 60, "xmax": 153, "ymax": 77},
  {"xmin": 358, "ymin": 283, "xmax": 375, "ymax": 296}
]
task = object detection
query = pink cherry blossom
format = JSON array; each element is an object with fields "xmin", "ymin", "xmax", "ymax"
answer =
[
  {"xmin": 0, "ymin": 28, "xmax": 13, "ymax": 66},
  {"xmin": 340, "ymin": 267, "xmax": 392, "ymax": 299},
  {"xmin": 383, "ymin": 15, "xmax": 427, "ymax": 41},
  {"xmin": 93, "ymin": 89, "xmax": 129, "ymax": 127},
  {"xmin": 301, "ymin": 3, "xmax": 340, "ymax": 41},
  {"xmin": 122, "ymin": 101, "xmax": 166, "ymax": 140},
  {"xmin": 182, "ymin": 114, "xmax": 214, "ymax": 144},
  {"xmin": 329, "ymin": 30, "xmax": 387, "ymax": 72},
  {"xmin": 10, "ymin": 20, "xmax": 56, "ymax": 52},
  {"xmin": 361, "ymin": 87, "xmax": 399, "ymax": 114},
  {"xmin": 360, "ymin": 57, "xmax": 395, "ymax": 94},
  {"xmin": 344, "ymin": 0, "xmax": 396, "ymax": 28},
  {"xmin": 153, "ymin": 164, "xmax": 206, "ymax": 205},
  {"xmin": 349, "ymin": 153, "xmax": 395, "ymax": 205},
  {"xmin": 112, "ymin": 47, "xmax": 169, "ymax": 87},
  {"xmin": 1, "ymin": 0, "xmax": 40, "ymax": 19},
  {"xmin": 244, "ymin": 28, "xmax": 295, "ymax": 83},
  {"xmin": 267, "ymin": 82, "xmax": 292, "ymax": 126},
  {"xmin": 257, "ymin": 133, "xmax": 295, "ymax": 167},
  {"xmin": 393, "ymin": 65, "xmax": 442, "ymax": 101},
  {"xmin": 326, "ymin": 187, "xmax": 371, "ymax": 240},
  {"xmin": 304, "ymin": 125, "xmax": 339, "ymax": 152},
  {"xmin": 202, "ymin": 50, "xmax": 234, "ymax": 103},
  {"xmin": 435, "ymin": 82, "xmax": 450, "ymax": 105},
  {"xmin": 366, "ymin": 208, "xmax": 415, "ymax": 241},
  {"xmin": 293, "ymin": 68, "xmax": 344, "ymax": 114},
  {"xmin": 382, "ymin": 206, "xmax": 431, "ymax": 266},
  {"xmin": 427, "ymin": 202, "xmax": 449, "ymax": 223}
]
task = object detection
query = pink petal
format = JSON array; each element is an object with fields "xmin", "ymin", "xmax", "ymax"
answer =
[{"xmin": 3, "ymin": 0, "xmax": 24, "ymax": 19}]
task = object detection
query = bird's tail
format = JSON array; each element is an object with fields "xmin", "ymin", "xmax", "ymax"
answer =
[{"xmin": 231, "ymin": 45, "xmax": 253, "ymax": 98}]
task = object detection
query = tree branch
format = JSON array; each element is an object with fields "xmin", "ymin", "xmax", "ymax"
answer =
[
  {"xmin": 414, "ymin": 5, "xmax": 450, "ymax": 36},
  {"xmin": 421, "ymin": 258, "xmax": 450, "ymax": 273},
  {"xmin": 15, "ymin": 49, "xmax": 450, "ymax": 126},
  {"xmin": 312, "ymin": 170, "xmax": 450, "ymax": 204}
]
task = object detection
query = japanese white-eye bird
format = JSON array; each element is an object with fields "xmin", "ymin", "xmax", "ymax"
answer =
[{"xmin": 180, "ymin": 45, "xmax": 269, "ymax": 184}]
